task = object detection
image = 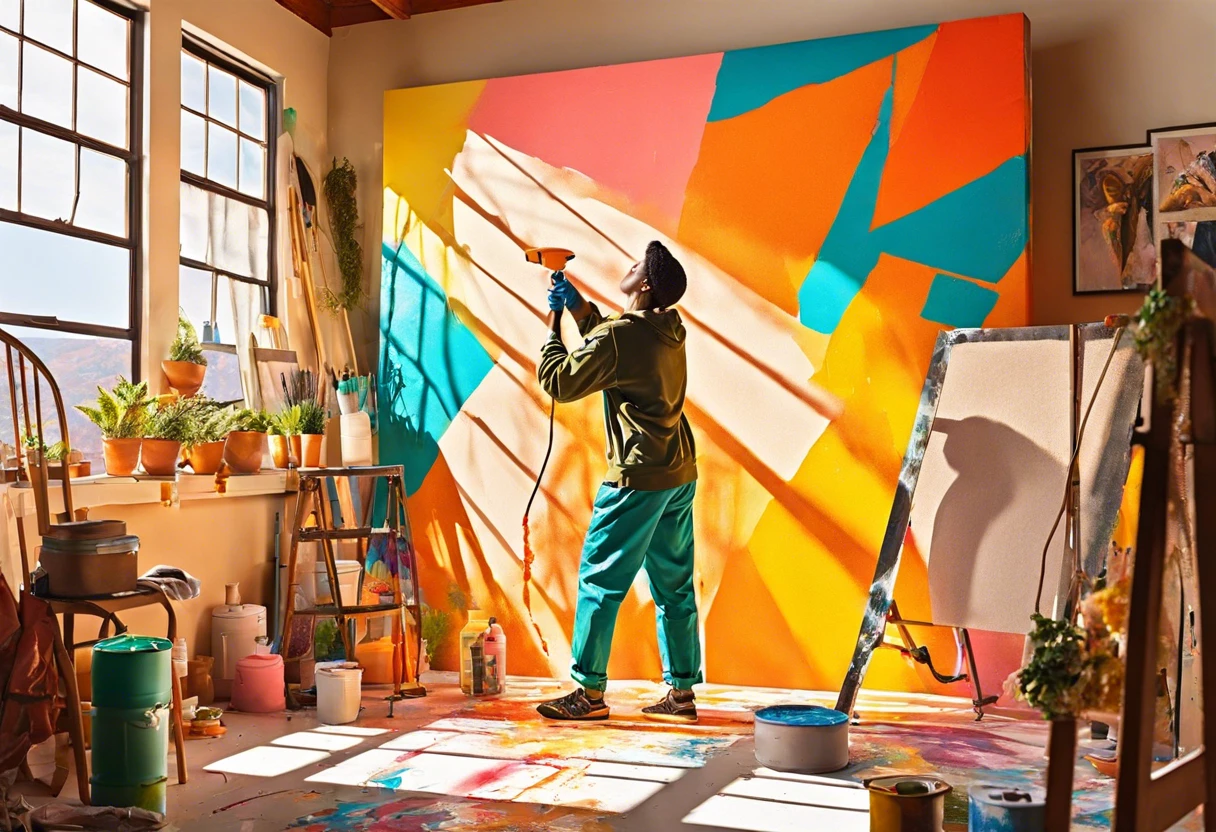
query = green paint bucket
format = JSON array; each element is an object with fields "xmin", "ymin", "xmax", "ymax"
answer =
[
  {"xmin": 91, "ymin": 635, "xmax": 172, "ymax": 708},
  {"xmin": 91, "ymin": 778, "xmax": 168, "ymax": 815},
  {"xmin": 90, "ymin": 635, "xmax": 171, "ymax": 814}
]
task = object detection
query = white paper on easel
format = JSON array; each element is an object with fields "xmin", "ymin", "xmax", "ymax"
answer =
[{"xmin": 911, "ymin": 338, "xmax": 1072, "ymax": 634}]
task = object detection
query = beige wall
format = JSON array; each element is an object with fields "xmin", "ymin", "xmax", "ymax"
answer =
[
  {"xmin": 141, "ymin": 0, "xmax": 331, "ymax": 384},
  {"xmin": 327, "ymin": 0, "xmax": 1216, "ymax": 350}
]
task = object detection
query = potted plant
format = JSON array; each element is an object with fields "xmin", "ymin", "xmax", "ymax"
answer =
[
  {"xmin": 269, "ymin": 405, "xmax": 303, "ymax": 469},
  {"xmin": 142, "ymin": 398, "xmax": 195, "ymax": 476},
  {"xmin": 298, "ymin": 400, "xmax": 326, "ymax": 468},
  {"xmin": 223, "ymin": 409, "xmax": 270, "ymax": 474},
  {"xmin": 184, "ymin": 401, "xmax": 239, "ymax": 475},
  {"xmin": 76, "ymin": 377, "xmax": 153, "ymax": 476},
  {"xmin": 163, "ymin": 314, "xmax": 208, "ymax": 398}
]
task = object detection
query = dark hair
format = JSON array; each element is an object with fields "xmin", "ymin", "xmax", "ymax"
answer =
[{"xmin": 644, "ymin": 241, "xmax": 687, "ymax": 309}]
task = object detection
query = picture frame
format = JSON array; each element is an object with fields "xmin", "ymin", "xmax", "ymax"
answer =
[
  {"xmin": 1149, "ymin": 123, "xmax": 1216, "ymax": 222},
  {"xmin": 1073, "ymin": 144, "xmax": 1156, "ymax": 294}
]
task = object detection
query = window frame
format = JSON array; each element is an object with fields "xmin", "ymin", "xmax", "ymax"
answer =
[
  {"xmin": 178, "ymin": 34, "xmax": 278, "ymax": 369},
  {"xmin": 0, "ymin": 0, "xmax": 144, "ymax": 380}
]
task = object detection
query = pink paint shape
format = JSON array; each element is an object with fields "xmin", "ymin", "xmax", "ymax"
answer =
[{"xmin": 467, "ymin": 53, "xmax": 722, "ymax": 227}]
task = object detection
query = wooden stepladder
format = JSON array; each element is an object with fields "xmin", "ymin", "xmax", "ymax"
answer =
[{"xmin": 278, "ymin": 465, "xmax": 426, "ymax": 708}]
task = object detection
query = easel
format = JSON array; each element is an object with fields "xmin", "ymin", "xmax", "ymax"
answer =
[
  {"xmin": 278, "ymin": 466, "xmax": 426, "ymax": 711},
  {"xmin": 1049, "ymin": 239, "xmax": 1216, "ymax": 831}
]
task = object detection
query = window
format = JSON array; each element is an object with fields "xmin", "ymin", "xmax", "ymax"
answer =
[
  {"xmin": 0, "ymin": 0, "xmax": 141, "ymax": 465},
  {"xmin": 178, "ymin": 37, "xmax": 275, "ymax": 404}
]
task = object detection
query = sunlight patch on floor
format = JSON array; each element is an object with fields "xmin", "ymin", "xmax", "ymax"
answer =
[
  {"xmin": 204, "ymin": 745, "xmax": 331, "ymax": 777},
  {"xmin": 682, "ymin": 768, "xmax": 870, "ymax": 832}
]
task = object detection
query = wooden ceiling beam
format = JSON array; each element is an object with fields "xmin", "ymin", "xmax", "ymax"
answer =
[
  {"xmin": 274, "ymin": 0, "xmax": 332, "ymax": 36},
  {"xmin": 331, "ymin": 2, "xmax": 391, "ymax": 28},
  {"xmin": 368, "ymin": 0, "xmax": 412, "ymax": 19},
  {"xmin": 410, "ymin": 0, "xmax": 502, "ymax": 13}
]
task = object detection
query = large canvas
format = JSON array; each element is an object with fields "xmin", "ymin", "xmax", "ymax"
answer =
[{"xmin": 379, "ymin": 14, "xmax": 1031, "ymax": 694}]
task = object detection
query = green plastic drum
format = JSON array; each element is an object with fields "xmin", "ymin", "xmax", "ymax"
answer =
[
  {"xmin": 91, "ymin": 635, "xmax": 171, "ymax": 708},
  {"xmin": 91, "ymin": 778, "xmax": 168, "ymax": 815},
  {"xmin": 89, "ymin": 705, "xmax": 170, "ymax": 786}
]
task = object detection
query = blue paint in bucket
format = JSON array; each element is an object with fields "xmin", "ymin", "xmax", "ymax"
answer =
[{"xmin": 755, "ymin": 705, "xmax": 849, "ymax": 727}]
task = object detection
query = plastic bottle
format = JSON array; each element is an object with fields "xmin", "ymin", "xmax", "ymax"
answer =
[
  {"xmin": 459, "ymin": 611, "xmax": 489, "ymax": 695},
  {"xmin": 483, "ymin": 618, "xmax": 506, "ymax": 696},
  {"xmin": 172, "ymin": 637, "xmax": 188, "ymax": 681}
]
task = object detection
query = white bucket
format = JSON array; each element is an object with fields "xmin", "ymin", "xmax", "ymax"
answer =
[
  {"xmin": 339, "ymin": 412, "xmax": 373, "ymax": 466},
  {"xmin": 316, "ymin": 663, "xmax": 363, "ymax": 724},
  {"xmin": 304, "ymin": 560, "xmax": 363, "ymax": 608}
]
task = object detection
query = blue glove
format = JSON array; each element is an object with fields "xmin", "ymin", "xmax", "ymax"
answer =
[
  {"xmin": 551, "ymin": 274, "xmax": 585, "ymax": 311},
  {"xmin": 547, "ymin": 284, "xmax": 565, "ymax": 312}
]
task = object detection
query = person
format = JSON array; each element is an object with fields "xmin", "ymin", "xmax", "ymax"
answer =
[{"xmin": 534, "ymin": 240, "xmax": 701, "ymax": 724}]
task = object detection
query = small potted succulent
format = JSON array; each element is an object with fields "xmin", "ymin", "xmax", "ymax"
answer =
[
  {"xmin": 269, "ymin": 405, "xmax": 303, "ymax": 469},
  {"xmin": 298, "ymin": 400, "xmax": 326, "ymax": 469},
  {"xmin": 75, "ymin": 377, "xmax": 153, "ymax": 476},
  {"xmin": 223, "ymin": 408, "xmax": 270, "ymax": 474},
  {"xmin": 142, "ymin": 398, "xmax": 195, "ymax": 476},
  {"xmin": 163, "ymin": 314, "xmax": 208, "ymax": 398},
  {"xmin": 184, "ymin": 401, "xmax": 239, "ymax": 475}
]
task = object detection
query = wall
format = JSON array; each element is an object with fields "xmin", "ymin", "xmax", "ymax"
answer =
[
  {"xmin": 329, "ymin": 0, "xmax": 1216, "ymax": 360},
  {"xmin": 141, "ymin": 0, "xmax": 331, "ymax": 383}
]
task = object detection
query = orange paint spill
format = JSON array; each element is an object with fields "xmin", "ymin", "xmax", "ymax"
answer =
[{"xmin": 521, "ymin": 516, "xmax": 550, "ymax": 655}]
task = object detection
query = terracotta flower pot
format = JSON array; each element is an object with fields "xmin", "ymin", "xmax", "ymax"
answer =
[
  {"xmin": 141, "ymin": 438, "xmax": 182, "ymax": 477},
  {"xmin": 289, "ymin": 435, "xmax": 302, "ymax": 467},
  {"xmin": 187, "ymin": 440, "xmax": 226, "ymax": 475},
  {"xmin": 102, "ymin": 438, "xmax": 142, "ymax": 477},
  {"xmin": 162, "ymin": 360, "xmax": 206, "ymax": 398},
  {"xmin": 301, "ymin": 434, "xmax": 324, "ymax": 468},
  {"xmin": 269, "ymin": 435, "xmax": 290, "ymax": 469},
  {"xmin": 225, "ymin": 431, "xmax": 265, "ymax": 474}
]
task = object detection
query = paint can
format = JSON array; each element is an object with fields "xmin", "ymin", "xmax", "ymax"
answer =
[
  {"xmin": 867, "ymin": 775, "xmax": 951, "ymax": 832},
  {"xmin": 753, "ymin": 704, "xmax": 849, "ymax": 773},
  {"xmin": 968, "ymin": 785, "xmax": 1046, "ymax": 832}
]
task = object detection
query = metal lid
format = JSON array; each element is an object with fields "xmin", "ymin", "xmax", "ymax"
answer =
[
  {"xmin": 755, "ymin": 705, "xmax": 848, "ymax": 727},
  {"xmin": 867, "ymin": 775, "xmax": 952, "ymax": 797},
  {"xmin": 212, "ymin": 604, "xmax": 266, "ymax": 619}
]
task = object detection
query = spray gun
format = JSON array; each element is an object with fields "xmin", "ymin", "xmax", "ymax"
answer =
[{"xmin": 520, "ymin": 246, "xmax": 576, "ymax": 655}]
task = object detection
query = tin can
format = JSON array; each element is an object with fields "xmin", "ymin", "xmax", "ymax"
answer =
[
  {"xmin": 968, "ymin": 784, "xmax": 1046, "ymax": 832},
  {"xmin": 867, "ymin": 775, "xmax": 951, "ymax": 832}
]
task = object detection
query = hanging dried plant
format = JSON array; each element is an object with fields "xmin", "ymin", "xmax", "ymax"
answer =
[
  {"xmin": 322, "ymin": 157, "xmax": 365, "ymax": 312},
  {"xmin": 1133, "ymin": 286, "xmax": 1193, "ymax": 401}
]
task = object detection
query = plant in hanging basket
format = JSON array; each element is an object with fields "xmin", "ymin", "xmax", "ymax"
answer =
[
  {"xmin": 322, "ymin": 157, "xmax": 365, "ymax": 312},
  {"xmin": 163, "ymin": 314, "xmax": 208, "ymax": 397},
  {"xmin": 1133, "ymin": 286, "xmax": 1194, "ymax": 401}
]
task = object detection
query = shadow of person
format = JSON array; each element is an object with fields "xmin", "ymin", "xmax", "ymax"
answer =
[{"xmin": 927, "ymin": 416, "xmax": 1067, "ymax": 630}]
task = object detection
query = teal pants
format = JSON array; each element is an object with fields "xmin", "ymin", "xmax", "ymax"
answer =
[{"xmin": 570, "ymin": 481, "xmax": 702, "ymax": 691}]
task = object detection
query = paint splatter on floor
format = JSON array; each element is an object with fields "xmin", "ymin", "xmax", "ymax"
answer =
[{"xmin": 289, "ymin": 795, "xmax": 612, "ymax": 831}]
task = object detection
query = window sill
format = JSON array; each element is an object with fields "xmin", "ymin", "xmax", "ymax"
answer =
[{"xmin": 3, "ymin": 470, "xmax": 291, "ymax": 517}]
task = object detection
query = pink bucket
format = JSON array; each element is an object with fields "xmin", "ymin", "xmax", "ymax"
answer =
[{"xmin": 230, "ymin": 654, "xmax": 286, "ymax": 713}]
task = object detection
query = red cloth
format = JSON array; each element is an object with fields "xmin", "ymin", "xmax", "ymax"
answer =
[{"xmin": 0, "ymin": 575, "xmax": 64, "ymax": 773}]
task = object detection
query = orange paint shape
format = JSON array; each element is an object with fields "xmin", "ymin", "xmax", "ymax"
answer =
[
  {"xmin": 889, "ymin": 31, "xmax": 937, "ymax": 147},
  {"xmin": 983, "ymin": 250, "xmax": 1030, "ymax": 328},
  {"xmin": 680, "ymin": 57, "xmax": 894, "ymax": 315},
  {"xmin": 872, "ymin": 14, "xmax": 1028, "ymax": 229}
]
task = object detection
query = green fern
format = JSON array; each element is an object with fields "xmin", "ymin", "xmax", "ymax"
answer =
[
  {"xmin": 75, "ymin": 376, "xmax": 152, "ymax": 439},
  {"xmin": 169, "ymin": 313, "xmax": 207, "ymax": 366}
]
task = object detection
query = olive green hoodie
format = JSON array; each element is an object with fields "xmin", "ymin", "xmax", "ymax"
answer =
[{"xmin": 538, "ymin": 303, "xmax": 697, "ymax": 491}]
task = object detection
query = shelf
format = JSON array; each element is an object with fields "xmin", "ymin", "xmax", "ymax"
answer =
[
  {"xmin": 298, "ymin": 526, "xmax": 373, "ymax": 541},
  {"xmin": 294, "ymin": 602, "xmax": 416, "ymax": 618}
]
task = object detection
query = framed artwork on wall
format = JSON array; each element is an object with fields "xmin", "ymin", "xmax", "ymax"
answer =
[
  {"xmin": 1149, "ymin": 124, "xmax": 1216, "ymax": 272},
  {"xmin": 1073, "ymin": 144, "xmax": 1155, "ymax": 294}
]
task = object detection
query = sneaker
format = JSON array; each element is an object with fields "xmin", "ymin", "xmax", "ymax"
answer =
[
  {"xmin": 642, "ymin": 688, "xmax": 698, "ymax": 724},
  {"xmin": 537, "ymin": 688, "xmax": 610, "ymax": 721}
]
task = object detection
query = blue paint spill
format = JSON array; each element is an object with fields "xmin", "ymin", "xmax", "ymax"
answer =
[
  {"xmin": 755, "ymin": 704, "xmax": 849, "ymax": 727},
  {"xmin": 920, "ymin": 273, "xmax": 1000, "ymax": 328},
  {"xmin": 378, "ymin": 242, "xmax": 494, "ymax": 496},
  {"xmin": 708, "ymin": 24, "xmax": 936, "ymax": 122}
]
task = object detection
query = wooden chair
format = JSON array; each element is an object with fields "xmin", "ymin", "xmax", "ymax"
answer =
[{"xmin": 0, "ymin": 327, "xmax": 188, "ymax": 799}]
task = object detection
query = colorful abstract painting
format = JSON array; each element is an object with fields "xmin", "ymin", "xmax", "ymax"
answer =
[{"xmin": 379, "ymin": 14, "xmax": 1031, "ymax": 696}]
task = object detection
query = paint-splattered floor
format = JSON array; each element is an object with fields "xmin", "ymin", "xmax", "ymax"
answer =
[{"xmin": 35, "ymin": 673, "xmax": 1204, "ymax": 830}]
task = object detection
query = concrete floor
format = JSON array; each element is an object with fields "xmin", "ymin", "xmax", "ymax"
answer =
[{"xmin": 25, "ymin": 673, "xmax": 1154, "ymax": 831}]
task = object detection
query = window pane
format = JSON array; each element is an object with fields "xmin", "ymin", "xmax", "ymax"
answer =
[
  {"xmin": 181, "ymin": 51, "xmax": 206, "ymax": 112},
  {"xmin": 207, "ymin": 65, "xmax": 236, "ymax": 127},
  {"xmin": 199, "ymin": 348, "xmax": 243, "ymax": 403},
  {"xmin": 77, "ymin": 2, "xmax": 128, "ymax": 80},
  {"xmin": 76, "ymin": 67, "xmax": 127, "ymax": 148},
  {"xmin": 1, "ymin": 326, "xmax": 132, "ymax": 469},
  {"xmin": 23, "ymin": 0, "xmax": 72, "ymax": 54},
  {"xmin": 238, "ymin": 137, "xmax": 264, "ymax": 199},
  {"xmin": 0, "ymin": 221, "xmax": 130, "ymax": 327},
  {"xmin": 179, "ymin": 180, "xmax": 269, "ymax": 281},
  {"xmin": 214, "ymin": 274, "xmax": 238, "ymax": 346},
  {"xmin": 76, "ymin": 148, "xmax": 126, "ymax": 236},
  {"xmin": 0, "ymin": 120, "xmax": 14, "ymax": 210},
  {"xmin": 181, "ymin": 110, "xmax": 205, "ymax": 175},
  {"xmin": 21, "ymin": 128, "xmax": 74, "ymax": 221},
  {"xmin": 0, "ymin": 0, "xmax": 16, "ymax": 32},
  {"xmin": 238, "ymin": 80, "xmax": 265, "ymax": 141},
  {"xmin": 0, "ymin": 31, "xmax": 16, "ymax": 109},
  {"xmin": 178, "ymin": 264, "xmax": 214, "ymax": 336},
  {"xmin": 207, "ymin": 122, "xmax": 237, "ymax": 189},
  {"xmin": 22, "ymin": 44, "xmax": 73, "ymax": 128}
]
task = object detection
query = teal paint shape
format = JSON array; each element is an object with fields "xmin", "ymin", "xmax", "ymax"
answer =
[
  {"xmin": 708, "ymin": 24, "xmax": 935, "ymax": 122},
  {"xmin": 797, "ymin": 76, "xmax": 895, "ymax": 333},
  {"xmin": 921, "ymin": 273, "xmax": 999, "ymax": 328},
  {"xmin": 378, "ymin": 242, "xmax": 494, "ymax": 495},
  {"xmin": 874, "ymin": 155, "xmax": 1029, "ymax": 283}
]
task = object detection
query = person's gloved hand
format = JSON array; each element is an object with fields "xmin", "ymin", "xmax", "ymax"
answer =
[
  {"xmin": 547, "ymin": 283, "xmax": 565, "ymax": 312},
  {"xmin": 550, "ymin": 274, "xmax": 585, "ymax": 312}
]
